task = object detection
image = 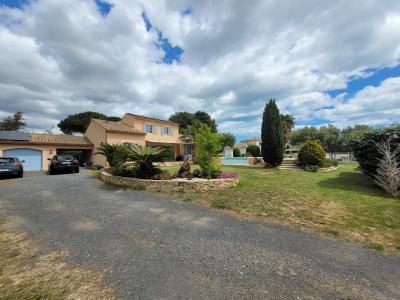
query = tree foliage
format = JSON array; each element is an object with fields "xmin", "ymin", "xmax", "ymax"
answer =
[
  {"xmin": 57, "ymin": 111, "xmax": 121, "ymax": 134},
  {"xmin": 195, "ymin": 124, "xmax": 222, "ymax": 178},
  {"xmin": 0, "ymin": 112, "xmax": 26, "ymax": 131},
  {"xmin": 169, "ymin": 111, "xmax": 217, "ymax": 133},
  {"xmin": 280, "ymin": 114, "xmax": 295, "ymax": 144},
  {"xmin": 219, "ymin": 133, "xmax": 236, "ymax": 148},
  {"xmin": 246, "ymin": 144, "xmax": 260, "ymax": 157},
  {"xmin": 290, "ymin": 124, "xmax": 375, "ymax": 154},
  {"xmin": 261, "ymin": 99, "xmax": 284, "ymax": 166},
  {"xmin": 351, "ymin": 127, "xmax": 400, "ymax": 180},
  {"xmin": 95, "ymin": 143, "xmax": 126, "ymax": 167},
  {"xmin": 233, "ymin": 147, "xmax": 241, "ymax": 157},
  {"xmin": 123, "ymin": 144, "xmax": 169, "ymax": 179}
]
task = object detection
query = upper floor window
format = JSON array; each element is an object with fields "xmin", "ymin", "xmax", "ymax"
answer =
[
  {"xmin": 161, "ymin": 126, "xmax": 172, "ymax": 136},
  {"xmin": 144, "ymin": 124, "xmax": 154, "ymax": 133}
]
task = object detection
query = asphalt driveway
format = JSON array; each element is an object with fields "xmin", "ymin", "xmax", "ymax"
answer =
[{"xmin": 0, "ymin": 171, "xmax": 399, "ymax": 299}]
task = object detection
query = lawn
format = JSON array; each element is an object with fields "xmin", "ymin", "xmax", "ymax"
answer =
[{"xmin": 163, "ymin": 163, "xmax": 400, "ymax": 254}]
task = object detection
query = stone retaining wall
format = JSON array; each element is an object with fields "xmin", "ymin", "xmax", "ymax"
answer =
[
  {"xmin": 100, "ymin": 172, "xmax": 239, "ymax": 192},
  {"xmin": 318, "ymin": 166, "xmax": 339, "ymax": 173}
]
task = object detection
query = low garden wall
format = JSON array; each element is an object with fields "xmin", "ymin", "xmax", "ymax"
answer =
[
  {"xmin": 100, "ymin": 172, "xmax": 239, "ymax": 192},
  {"xmin": 318, "ymin": 166, "xmax": 339, "ymax": 173}
]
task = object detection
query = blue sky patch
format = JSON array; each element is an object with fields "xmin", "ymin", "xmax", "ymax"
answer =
[
  {"xmin": 95, "ymin": 0, "xmax": 112, "ymax": 16},
  {"xmin": 0, "ymin": 0, "xmax": 28, "ymax": 9},
  {"xmin": 182, "ymin": 6, "xmax": 192, "ymax": 16},
  {"xmin": 326, "ymin": 64, "xmax": 400, "ymax": 99},
  {"xmin": 142, "ymin": 12, "xmax": 184, "ymax": 64}
]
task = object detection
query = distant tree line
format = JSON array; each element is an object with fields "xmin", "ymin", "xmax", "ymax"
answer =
[{"xmin": 290, "ymin": 124, "xmax": 374, "ymax": 154}]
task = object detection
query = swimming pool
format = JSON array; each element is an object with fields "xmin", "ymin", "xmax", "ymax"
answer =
[{"xmin": 221, "ymin": 157, "xmax": 249, "ymax": 165}]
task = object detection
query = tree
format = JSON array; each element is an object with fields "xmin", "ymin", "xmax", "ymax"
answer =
[
  {"xmin": 246, "ymin": 144, "xmax": 260, "ymax": 157},
  {"xmin": 0, "ymin": 112, "xmax": 26, "ymax": 131},
  {"xmin": 351, "ymin": 127, "xmax": 400, "ymax": 180},
  {"xmin": 261, "ymin": 99, "xmax": 284, "ymax": 166},
  {"xmin": 233, "ymin": 147, "xmax": 241, "ymax": 157},
  {"xmin": 195, "ymin": 124, "xmax": 222, "ymax": 178},
  {"xmin": 280, "ymin": 114, "xmax": 295, "ymax": 144},
  {"xmin": 57, "ymin": 111, "xmax": 121, "ymax": 134},
  {"xmin": 219, "ymin": 133, "xmax": 236, "ymax": 148},
  {"xmin": 373, "ymin": 138, "xmax": 400, "ymax": 197},
  {"xmin": 318, "ymin": 125, "xmax": 342, "ymax": 157},
  {"xmin": 169, "ymin": 111, "xmax": 217, "ymax": 133},
  {"xmin": 193, "ymin": 111, "xmax": 217, "ymax": 132},
  {"xmin": 290, "ymin": 126, "xmax": 319, "ymax": 145}
]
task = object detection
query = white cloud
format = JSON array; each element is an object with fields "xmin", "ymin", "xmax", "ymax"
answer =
[{"xmin": 0, "ymin": 0, "xmax": 399, "ymax": 135}]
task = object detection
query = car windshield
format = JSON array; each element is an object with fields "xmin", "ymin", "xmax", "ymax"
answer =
[
  {"xmin": 0, "ymin": 158, "xmax": 14, "ymax": 163},
  {"xmin": 57, "ymin": 155, "xmax": 73, "ymax": 161}
]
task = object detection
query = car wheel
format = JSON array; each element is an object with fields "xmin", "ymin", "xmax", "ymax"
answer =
[
  {"xmin": 48, "ymin": 169, "xmax": 53, "ymax": 175},
  {"xmin": 75, "ymin": 168, "xmax": 80, "ymax": 173},
  {"xmin": 17, "ymin": 172, "xmax": 23, "ymax": 178}
]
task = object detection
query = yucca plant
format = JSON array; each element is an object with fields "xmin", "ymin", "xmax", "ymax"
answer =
[
  {"xmin": 123, "ymin": 144, "xmax": 169, "ymax": 179},
  {"xmin": 95, "ymin": 143, "xmax": 127, "ymax": 167}
]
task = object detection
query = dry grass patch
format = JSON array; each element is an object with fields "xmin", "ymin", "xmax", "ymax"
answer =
[{"xmin": 0, "ymin": 221, "xmax": 115, "ymax": 300}]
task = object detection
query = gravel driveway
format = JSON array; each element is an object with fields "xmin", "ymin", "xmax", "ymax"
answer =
[{"xmin": 0, "ymin": 170, "xmax": 399, "ymax": 299}]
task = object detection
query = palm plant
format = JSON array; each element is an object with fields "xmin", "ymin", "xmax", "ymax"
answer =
[
  {"xmin": 95, "ymin": 143, "xmax": 127, "ymax": 167},
  {"xmin": 123, "ymin": 144, "xmax": 169, "ymax": 179}
]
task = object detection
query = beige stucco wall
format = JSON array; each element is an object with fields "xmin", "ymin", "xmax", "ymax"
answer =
[
  {"xmin": 121, "ymin": 114, "xmax": 181, "ymax": 144},
  {"xmin": 106, "ymin": 132, "xmax": 146, "ymax": 146},
  {"xmin": 85, "ymin": 120, "xmax": 107, "ymax": 165},
  {"xmin": 0, "ymin": 144, "xmax": 91, "ymax": 170}
]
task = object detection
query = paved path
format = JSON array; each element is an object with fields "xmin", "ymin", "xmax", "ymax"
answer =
[{"xmin": 0, "ymin": 171, "xmax": 399, "ymax": 299}]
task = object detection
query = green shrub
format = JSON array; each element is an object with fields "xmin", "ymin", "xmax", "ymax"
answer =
[
  {"xmin": 304, "ymin": 165, "xmax": 318, "ymax": 172},
  {"xmin": 298, "ymin": 140, "xmax": 326, "ymax": 167},
  {"xmin": 246, "ymin": 144, "xmax": 260, "ymax": 157},
  {"xmin": 233, "ymin": 147, "xmax": 241, "ymax": 157},
  {"xmin": 195, "ymin": 124, "xmax": 222, "ymax": 178},
  {"xmin": 351, "ymin": 128, "xmax": 400, "ymax": 179},
  {"xmin": 163, "ymin": 148, "xmax": 175, "ymax": 161},
  {"xmin": 111, "ymin": 163, "xmax": 139, "ymax": 177}
]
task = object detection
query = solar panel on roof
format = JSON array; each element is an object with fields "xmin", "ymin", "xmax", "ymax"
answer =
[{"xmin": 0, "ymin": 131, "xmax": 30, "ymax": 141}]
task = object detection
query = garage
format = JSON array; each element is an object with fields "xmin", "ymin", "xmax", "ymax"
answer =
[
  {"xmin": 1, "ymin": 131, "xmax": 93, "ymax": 171},
  {"xmin": 4, "ymin": 148, "xmax": 43, "ymax": 171}
]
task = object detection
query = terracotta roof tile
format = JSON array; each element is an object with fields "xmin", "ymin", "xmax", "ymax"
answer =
[
  {"xmin": 92, "ymin": 119, "xmax": 146, "ymax": 134},
  {"xmin": 124, "ymin": 113, "xmax": 179, "ymax": 126},
  {"xmin": 0, "ymin": 132, "xmax": 93, "ymax": 146}
]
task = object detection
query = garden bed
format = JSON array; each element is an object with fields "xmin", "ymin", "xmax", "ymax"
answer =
[{"xmin": 100, "ymin": 171, "xmax": 239, "ymax": 192}]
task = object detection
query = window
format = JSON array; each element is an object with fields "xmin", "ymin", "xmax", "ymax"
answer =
[
  {"xmin": 161, "ymin": 126, "xmax": 172, "ymax": 136},
  {"xmin": 144, "ymin": 124, "xmax": 154, "ymax": 133}
]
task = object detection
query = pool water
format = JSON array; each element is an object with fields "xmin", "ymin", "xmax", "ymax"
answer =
[{"xmin": 221, "ymin": 157, "xmax": 249, "ymax": 165}]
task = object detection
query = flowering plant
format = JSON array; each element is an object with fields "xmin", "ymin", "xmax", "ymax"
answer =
[{"xmin": 216, "ymin": 172, "xmax": 239, "ymax": 179}]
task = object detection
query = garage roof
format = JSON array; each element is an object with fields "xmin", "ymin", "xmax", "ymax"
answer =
[
  {"xmin": 0, "ymin": 130, "xmax": 30, "ymax": 141},
  {"xmin": 92, "ymin": 119, "xmax": 146, "ymax": 135},
  {"xmin": 0, "ymin": 131, "xmax": 93, "ymax": 147}
]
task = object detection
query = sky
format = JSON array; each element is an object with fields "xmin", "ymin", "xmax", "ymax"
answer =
[{"xmin": 0, "ymin": 0, "xmax": 400, "ymax": 141}]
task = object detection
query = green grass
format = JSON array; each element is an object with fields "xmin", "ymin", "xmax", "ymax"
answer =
[{"xmin": 165, "ymin": 163, "xmax": 400, "ymax": 254}]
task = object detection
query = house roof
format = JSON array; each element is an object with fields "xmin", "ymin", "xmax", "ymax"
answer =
[
  {"xmin": 124, "ymin": 113, "xmax": 179, "ymax": 126},
  {"xmin": 240, "ymin": 137, "xmax": 261, "ymax": 143},
  {"xmin": 0, "ymin": 131, "xmax": 93, "ymax": 147},
  {"xmin": 234, "ymin": 143, "xmax": 248, "ymax": 148},
  {"xmin": 92, "ymin": 119, "xmax": 146, "ymax": 135},
  {"xmin": 0, "ymin": 131, "xmax": 30, "ymax": 141}
]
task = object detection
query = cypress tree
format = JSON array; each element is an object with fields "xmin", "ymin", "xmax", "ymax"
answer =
[{"xmin": 261, "ymin": 99, "xmax": 284, "ymax": 166}]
